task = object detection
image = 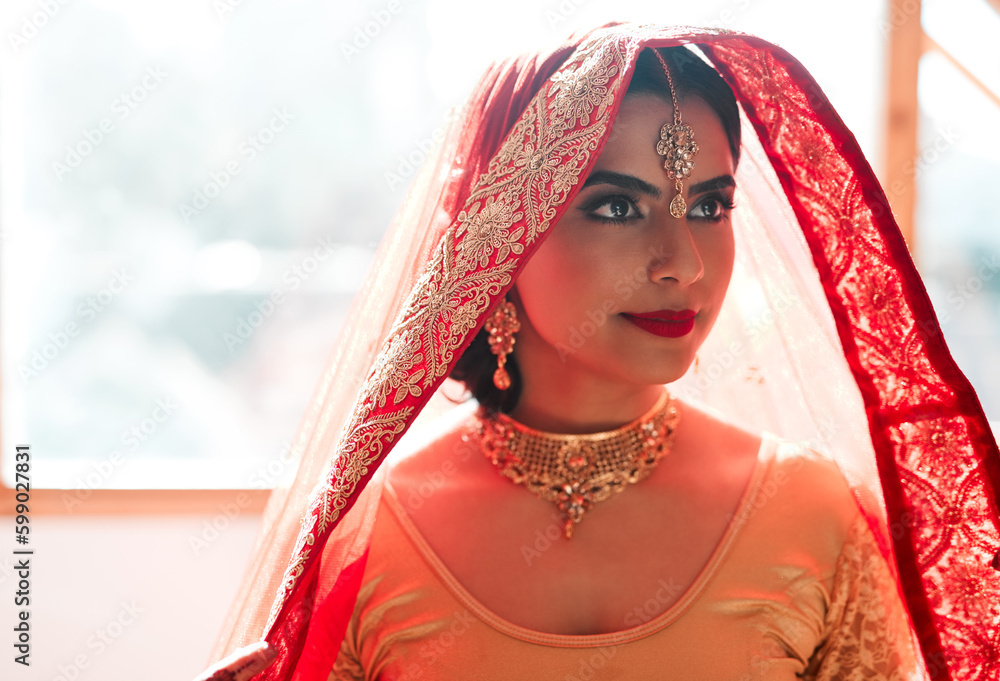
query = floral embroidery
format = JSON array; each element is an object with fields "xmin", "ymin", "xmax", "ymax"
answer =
[
  {"xmin": 548, "ymin": 45, "xmax": 618, "ymax": 129},
  {"xmin": 266, "ymin": 29, "xmax": 639, "ymax": 638},
  {"xmin": 457, "ymin": 196, "xmax": 525, "ymax": 268},
  {"xmin": 805, "ymin": 514, "xmax": 921, "ymax": 680},
  {"xmin": 395, "ymin": 231, "xmax": 518, "ymax": 387},
  {"xmin": 266, "ymin": 26, "xmax": 1000, "ymax": 680},
  {"xmin": 367, "ymin": 332, "xmax": 425, "ymax": 407},
  {"xmin": 707, "ymin": 37, "xmax": 1000, "ymax": 678}
]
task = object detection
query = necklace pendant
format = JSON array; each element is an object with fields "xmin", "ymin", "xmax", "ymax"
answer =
[
  {"xmin": 563, "ymin": 517, "xmax": 575, "ymax": 539},
  {"xmin": 477, "ymin": 391, "xmax": 680, "ymax": 539}
]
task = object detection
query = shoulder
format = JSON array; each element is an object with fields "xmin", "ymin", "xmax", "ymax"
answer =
[
  {"xmin": 383, "ymin": 400, "xmax": 496, "ymax": 512},
  {"xmin": 660, "ymin": 398, "xmax": 763, "ymax": 497},
  {"xmin": 672, "ymin": 398, "xmax": 762, "ymax": 457},
  {"xmin": 738, "ymin": 434, "xmax": 862, "ymax": 557},
  {"xmin": 673, "ymin": 400, "xmax": 861, "ymax": 537},
  {"xmin": 768, "ymin": 438, "xmax": 858, "ymax": 515},
  {"xmin": 677, "ymin": 397, "xmax": 856, "ymax": 509}
]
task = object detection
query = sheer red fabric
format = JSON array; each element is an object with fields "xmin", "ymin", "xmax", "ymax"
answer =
[{"xmin": 209, "ymin": 24, "xmax": 1000, "ymax": 681}]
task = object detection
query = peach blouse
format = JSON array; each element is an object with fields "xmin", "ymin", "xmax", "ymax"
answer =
[{"xmin": 329, "ymin": 433, "xmax": 924, "ymax": 680}]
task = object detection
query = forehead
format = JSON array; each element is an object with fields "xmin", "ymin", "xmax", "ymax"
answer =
[{"xmin": 597, "ymin": 94, "xmax": 734, "ymax": 177}]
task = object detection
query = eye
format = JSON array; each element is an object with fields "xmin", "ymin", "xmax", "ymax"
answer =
[
  {"xmin": 688, "ymin": 193, "xmax": 736, "ymax": 222},
  {"xmin": 581, "ymin": 194, "xmax": 643, "ymax": 225}
]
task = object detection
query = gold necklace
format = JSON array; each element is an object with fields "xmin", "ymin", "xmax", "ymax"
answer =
[{"xmin": 476, "ymin": 391, "xmax": 680, "ymax": 539}]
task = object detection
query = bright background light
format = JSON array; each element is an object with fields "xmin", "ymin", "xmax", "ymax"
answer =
[
  {"xmin": 0, "ymin": 3, "xmax": 997, "ymax": 680},
  {"xmin": 1, "ymin": 0, "xmax": 996, "ymax": 491}
]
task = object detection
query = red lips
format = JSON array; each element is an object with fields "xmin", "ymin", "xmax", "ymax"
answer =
[{"xmin": 621, "ymin": 309, "xmax": 696, "ymax": 338}]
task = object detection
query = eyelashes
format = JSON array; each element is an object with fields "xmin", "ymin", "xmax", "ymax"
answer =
[
  {"xmin": 578, "ymin": 193, "xmax": 644, "ymax": 225},
  {"xmin": 578, "ymin": 191, "xmax": 736, "ymax": 226},
  {"xmin": 712, "ymin": 194, "xmax": 737, "ymax": 211},
  {"xmin": 690, "ymin": 193, "xmax": 737, "ymax": 221}
]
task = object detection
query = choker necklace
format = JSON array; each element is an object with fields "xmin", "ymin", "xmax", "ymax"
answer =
[{"xmin": 476, "ymin": 391, "xmax": 680, "ymax": 539}]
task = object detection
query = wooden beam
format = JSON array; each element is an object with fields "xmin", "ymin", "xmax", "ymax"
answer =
[
  {"xmin": 883, "ymin": 0, "xmax": 923, "ymax": 252},
  {"xmin": 923, "ymin": 33, "xmax": 1000, "ymax": 111},
  {"xmin": 0, "ymin": 487, "xmax": 270, "ymax": 515}
]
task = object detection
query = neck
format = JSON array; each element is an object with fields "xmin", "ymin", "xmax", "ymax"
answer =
[{"xmin": 508, "ymin": 344, "xmax": 666, "ymax": 434}]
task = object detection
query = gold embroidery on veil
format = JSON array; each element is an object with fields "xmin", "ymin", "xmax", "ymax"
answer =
[{"xmin": 266, "ymin": 28, "xmax": 645, "ymax": 630}]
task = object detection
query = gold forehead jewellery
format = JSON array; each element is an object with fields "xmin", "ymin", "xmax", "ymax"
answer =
[
  {"xmin": 476, "ymin": 390, "xmax": 680, "ymax": 539},
  {"xmin": 653, "ymin": 50, "xmax": 699, "ymax": 219}
]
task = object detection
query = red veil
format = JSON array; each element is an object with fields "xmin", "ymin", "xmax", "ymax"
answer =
[{"xmin": 205, "ymin": 24, "xmax": 1000, "ymax": 680}]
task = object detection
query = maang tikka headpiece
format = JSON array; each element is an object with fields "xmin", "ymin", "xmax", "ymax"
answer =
[{"xmin": 653, "ymin": 50, "xmax": 699, "ymax": 218}]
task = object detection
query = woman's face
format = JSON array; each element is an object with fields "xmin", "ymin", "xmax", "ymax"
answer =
[{"xmin": 512, "ymin": 93, "xmax": 736, "ymax": 389}]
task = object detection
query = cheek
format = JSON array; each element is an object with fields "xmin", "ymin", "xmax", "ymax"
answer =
[
  {"xmin": 516, "ymin": 241, "xmax": 574, "ymax": 325},
  {"xmin": 702, "ymin": 229, "xmax": 736, "ymax": 305},
  {"xmin": 515, "ymin": 235, "xmax": 608, "ymax": 330},
  {"xmin": 718, "ymin": 235, "xmax": 736, "ymax": 283}
]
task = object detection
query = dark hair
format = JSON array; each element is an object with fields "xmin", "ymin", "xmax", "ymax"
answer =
[
  {"xmin": 629, "ymin": 47, "xmax": 741, "ymax": 167},
  {"xmin": 450, "ymin": 46, "xmax": 741, "ymax": 413}
]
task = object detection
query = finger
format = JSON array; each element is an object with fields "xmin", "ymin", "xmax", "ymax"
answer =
[{"xmin": 193, "ymin": 641, "xmax": 277, "ymax": 681}]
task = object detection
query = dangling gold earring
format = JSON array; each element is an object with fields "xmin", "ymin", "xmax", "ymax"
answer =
[
  {"xmin": 694, "ymin": 354, "xmax": 700, "ymax": 373},
  {"xmin": 485, "ymin": 298, "xmax": 520, "ymax": 390},
  {"xmin": 484, "ymin": 298, "xmax": 521, "ymax": 390}
]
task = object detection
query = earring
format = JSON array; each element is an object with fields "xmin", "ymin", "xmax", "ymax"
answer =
[
  {"xmin": 694, "ymin": 354, "xmax": 700, "ymax": 374},
  {"xmin": 485, "ymin": 298, "xmax": 520, "ymax": 390}
]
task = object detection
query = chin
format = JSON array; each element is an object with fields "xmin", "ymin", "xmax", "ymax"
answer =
[{"xmin": 612, "ymin": 359, "xmax": 692, "ymax": 388}]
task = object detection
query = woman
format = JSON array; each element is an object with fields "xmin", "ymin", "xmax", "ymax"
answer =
[{"xmin": 198, "ymin": 23, "xmax": 1000, "ymax": 681}]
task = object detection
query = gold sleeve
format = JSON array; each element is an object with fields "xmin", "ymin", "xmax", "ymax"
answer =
[
  {"xmin": 803, "ymin": 513, "xmax": 927, "ymax": 680},
  {"xmin": 327, "ymin": 618, "xmax": 366, "ymax": 681},
  {"xmin": 326, "ymin": 576, "xmax": 372, "ymax": 681}
]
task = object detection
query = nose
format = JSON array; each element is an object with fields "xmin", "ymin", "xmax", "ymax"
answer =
[{"xmin": 646, "ymin": 216, "xmax": 705, "ymax": 286}]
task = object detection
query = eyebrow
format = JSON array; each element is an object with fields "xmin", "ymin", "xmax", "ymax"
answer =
[
  {"xmin": 582, "ymin": 170, "xmax": 736, "ymax": 198},
  {"xmin": 688, "ymin": 175, "xmax": 736, "ymax": 195},
  {"xmin": 582, "ymin": 171, "xmax": 661, "ymax": 200}
]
